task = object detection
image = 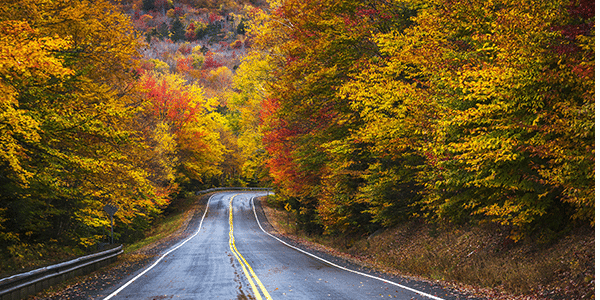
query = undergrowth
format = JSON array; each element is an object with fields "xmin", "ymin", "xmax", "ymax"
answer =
[
  {"xmin": 123, "ymin": 193, "xmax": 202, "ymax": 254},
  {"xmin": 123, "ymin": 212, "xmax": 186, "ymax": 254},
  {"xmin": 349, "ymin": 222, "xmax": 594, "ymax": 299},
  {"xmin": 0, "ymin": 244, "xmax": 85, "ymax": 277}
]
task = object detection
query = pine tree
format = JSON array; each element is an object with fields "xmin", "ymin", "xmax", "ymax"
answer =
[
  {"xmin": 170, "ymin": 17, "xmax": 185, "ymax": 42},
  {"xmin": 142, "ymin": 0, "xmax": 155, "ymax": 11}
]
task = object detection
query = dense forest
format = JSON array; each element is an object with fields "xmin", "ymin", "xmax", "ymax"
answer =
[
  {"xmin": 0, "ymin": 0, "xmax": 594, "ymax": 280},
  {"xmin": 246, "ymin": 0, "xmax": 594, "ymax": 241},
  {"xmin": 0, "ymin": 0, "xmax": 266, "ymax": 270}
]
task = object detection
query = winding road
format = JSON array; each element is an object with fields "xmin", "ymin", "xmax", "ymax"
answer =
[{"xmin": 101, "ymin": 192, "xmax": 462, "ymax": 300}]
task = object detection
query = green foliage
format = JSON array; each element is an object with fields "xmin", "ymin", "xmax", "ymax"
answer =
[
  {"xmin": 394, "ymin": 0, "xmax": 594, "ymax": 239},
  {"xmin": 250, "ymin": 0, "xmax": 424, "ymax": 235},
  {"xmin": 143, "ymin": 0, "xmax": 155, "ymax": 11},
  {"xmin": 170, "ymin": 17, "xmax": 186, "ymax": 42},
  {"xmin": 191, "ymin": 53, "xmax": 205, "ymax": 69},
  {"xmin": 147, "ymin": 22, "xmax": 170, "ymax": 41},
  {"xmin": 0, "ymin": 0, "xmax": 265, "ymax": 267},
  {"xmin": 194, "ymin": 23, "xmax": 221, "ymax": 40},
  {"xmin": 0, "ymin": 0, "xmax": 593, "ymax": 272}
]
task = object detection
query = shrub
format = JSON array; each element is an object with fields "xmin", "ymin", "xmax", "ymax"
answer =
[
  {"xmin": 191, "ymin": 53, "xmax": 204, "ymax": 69},
  {"xmin": 230, "ymin": 40, "xmax": 243, "ymax": 49},
  {"xmin": 178, "ymin": 42, "xmax": 192, "ymax": 55}
]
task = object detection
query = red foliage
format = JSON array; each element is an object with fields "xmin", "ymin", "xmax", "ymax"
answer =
[
  {"xmin": 272, "ymin": 7, "xmax": 284, "ymax": 17},
  {"xmin": 568, "ymin": 0, "xmax": 594, "ymax": 19},
  {"xmin": 176, "ymin": 57, "xmax": 193, "ymax": 73},
  {"xmin": 356, "ymin": 8, "xmax": 378, "ymax": 17},
  {"xmin": 142, "ymin": 76, "xmax": 199, "ymax": 132},
  {"xmin": 178, "ymin": 43, "xmax": 192, "ymax": 54},
  {"xmin": 185, "ymin": 22, "xmax": 197, "ymax": 41},
  {"xmin": 185, "ymin": 22, "xmax": 196, "ymax": 41},
  {"xmin": 155, "ymin": 0, "xmax": 169, "ymax": 11},
  {"xmin": 209, "ymin": 12, "xmax": 221, "ymax": 23},
  {"xmin": 260, "ymin": 97, "xmax": 313, "ymax": 195},
  {"xmin": 230, "ymin": 40, "xmax": 243, "ymax": 49},
  {"xmin": 202, "ymin": 52, "xmax": 223, "ymax": 69},
  {"xmin": 174, "ymin": 7, "xmax": 184, "ymax": 17},
  {"xmin": 140, "ymin": 60, "xmax": 154, "ymax": 71},
  {"xmin": 343, "ymin": 16, "xmax": 357, "ymax": 27},
  {"xmin": 553, "ymin": 0, "xmax": 594, "ymax": 55},
  {"xmin": 244, "ymin": 38, "xmax": 252, "ymax": 48},
  {"xmin": 218, "ymin": 41, "xmax": 229, "ymax": 50},
  {"xmin": 185, "ymin": 29, "xmax": 196, "ymax": 41}
]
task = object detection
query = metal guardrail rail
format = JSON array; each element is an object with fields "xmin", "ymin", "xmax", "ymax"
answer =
[
  {"xmin": 0, "ymin": 245, "xmax": 123, "ymax": 300},
  {"xmin": 195, "ymin": 187, "xmax": 272, "ymax": 195}
]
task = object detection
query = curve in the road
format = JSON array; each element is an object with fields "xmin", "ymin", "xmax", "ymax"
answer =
[{"xmin": 102, "ymin": 192, "xmax": 450, "ymax": 300}]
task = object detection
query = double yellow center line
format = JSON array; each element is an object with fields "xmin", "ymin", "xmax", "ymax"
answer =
[{"xmin": 228, "ymin": 195, "xmax": 272, "ymax": 300}]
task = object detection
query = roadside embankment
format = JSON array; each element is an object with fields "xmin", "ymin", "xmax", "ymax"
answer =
[{"xmin": 259, "ymin": 197, "xmax": 594, "ymax": 300}]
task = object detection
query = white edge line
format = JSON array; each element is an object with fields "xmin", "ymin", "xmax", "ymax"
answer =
[
  {"xmin": 251, "ymin": 195, "xmax": 446, "ymax": 300},
  {"xmin": 103, "ymin": 194, "xmax": 215, "ymax": 300}
]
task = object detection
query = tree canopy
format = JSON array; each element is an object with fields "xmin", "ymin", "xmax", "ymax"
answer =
[
  {"xmin": 0, "ymin": 0, "xmax": 228, "ymax": 265},
  {"xmin": 243, "ymin": 0, "xmax": 594, "ymax": 240},
  {"xmin": 0, "ymin": 0, "xmax": 593, "ymax": 273}
]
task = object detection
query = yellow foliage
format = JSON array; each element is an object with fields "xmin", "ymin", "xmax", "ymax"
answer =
[{"xmin": 0, "ymin": 20, "xmax": 73, "ymax": 186}]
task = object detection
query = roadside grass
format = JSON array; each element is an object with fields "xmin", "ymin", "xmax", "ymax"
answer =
[
  {"xmin": 124, "ymin": 194, "xmax": 204, "ymax": 254},
  {"xmin": 123, "ymin": 212, "xmax": 187, "ymax": 254},
  {"xmin": 349, "ymin": 222, "xmax": 594, "ymax": 299},
  {"xmin": 259, "ymin": 197, "xmax": 594, "ymax": 300}
]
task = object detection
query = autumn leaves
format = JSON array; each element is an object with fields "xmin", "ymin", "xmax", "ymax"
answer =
[
  {"xmin": 0, "ymin": 0, "xmax": 593, "ymax": 269},
  {"xmin": 0, "ymin": 0, "xmax": 226, "ymax": 259},
  {"xmin": 245, "ymin": 0, "xmax": 594, "ymax": 239}
]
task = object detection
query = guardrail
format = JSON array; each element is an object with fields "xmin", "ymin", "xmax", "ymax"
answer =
[
  {"xmin": 195, "ymin": 187, "xmax": 272, "ymax": 195},
  {"xmin": 0, "ymin": 245, "xmax": 123, "ymax": 300},
  {"xmin": 0, "ymin": 188, "xmax": 271, "ymax": 299}
]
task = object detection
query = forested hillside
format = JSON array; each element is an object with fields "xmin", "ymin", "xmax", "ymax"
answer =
[
  {"xmin": 0, "ymin": 0, "xmax": 267, "ymax": 272},
  {"xmin": 0, "ymin": 0, "xmax": 594, "ymax": 295},
  {"xmin": 239, "ymin": 0, "xmax": 594, "ymax": 242}
]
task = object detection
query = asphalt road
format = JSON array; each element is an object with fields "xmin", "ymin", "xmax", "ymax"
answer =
[{"xmin": 101, "ymin": 192, "xmax": 461, "ymax": 300}]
